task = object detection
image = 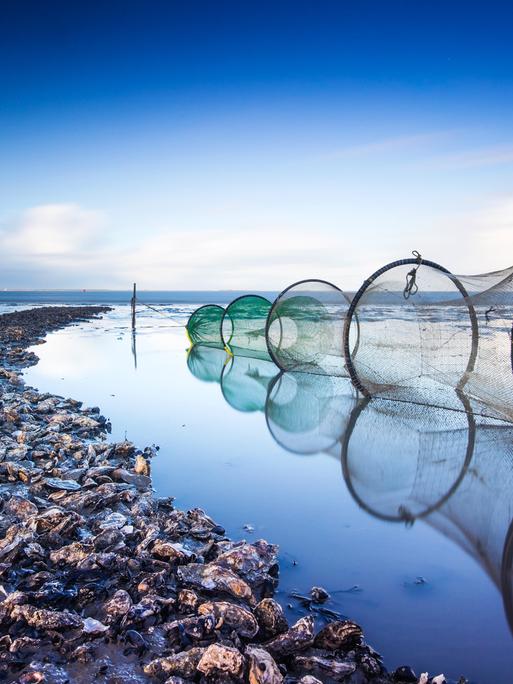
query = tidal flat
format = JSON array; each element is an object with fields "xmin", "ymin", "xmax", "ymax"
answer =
[{"xmin": 0, "ymin": 306, "xmax": 447, "ymax": 684}]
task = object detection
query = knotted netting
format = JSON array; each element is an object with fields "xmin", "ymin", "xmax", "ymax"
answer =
[
  {"xmin": 221, "ymin": 355, "xmax": 278, "ymax": 412},
  {"xmin": 186, "ymin": 344, "xmax": 227, "ymax": 383},
  {"xmin": 343, "ymin": 257, "xmax": 476, "ymax": 399},
  {"xmin": 341, "ymin": 389, "xmax": 475, "ymax": 522},
  {"xmin": 445, "ymin": 266, "xmax": 513, "ymax": 421},
  {"xmin": 265, "ymin": 371, "xmax": 357, "ymax": 454},
  {"xmin": 266, "ymin": 279, "xmax": 357, "ymax": 376},
  {"xmin": 339, "ymin": 388, "xmax": 513, "ymax": 632},
  {"xmin": 186, "ymin": 304, "xmax": 224, "ymax": 348},
  {"xmin": 221, "ymin": 295, "xmax": 272, "ymax": 358},
  {"xmin": 420, "ymin": 414, "xmax": 513, "ymax": 622},
  {"xmin": 344, "ymin": 258, "xmax": 513, "ymax": 421}
]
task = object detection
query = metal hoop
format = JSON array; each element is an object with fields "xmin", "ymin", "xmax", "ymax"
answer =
[{"xmin": 342, "ymin": 258, "xmax": 479, "ymax": 396}]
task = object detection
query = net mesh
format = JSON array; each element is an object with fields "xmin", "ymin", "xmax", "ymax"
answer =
[
  {"xmin": 345, "ymin": 260, "xmax": 513, "ymax": 422},
  {"xmin": 185, "ymin": 259, "xmax": 513, "ymax": 421},
  {"xmin": 266, "ymin": 280, "xmax": 355, "ymax": 376},
  {"xmin": 266, "ymin": 372, "xmax": 357, "ymax": 454},
  {"xmin": 186, "ymin": 304, "xmax": 225, "ymax": 348},
  {"xmin": 342, "ymin": 390, "xmax": 474, "ymax": 522},
  {"xmin": 448, "ymin": 266, "xmax": 513, "ymax": 422},
  {"xmin": 221, "ymin": 295, "xmax": 272, "ymax": 359},
  {"xmin": 186, "ymin": 344, "xmax": 227, "ymax": 383},
  {"xmin": 221, "ymin": 355, "xmax": 278, "ymax": 412},
  {"xmin": 340, "ymin": 391, "xmax": 513, "ymax": 631}
]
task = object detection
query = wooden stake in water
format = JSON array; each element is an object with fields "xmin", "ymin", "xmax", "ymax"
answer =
[{"xmin": 131, "ymin": 283, "xmax": 136, "ymax": 330}]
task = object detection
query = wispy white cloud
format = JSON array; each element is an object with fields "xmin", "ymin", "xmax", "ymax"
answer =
[
  {"xmin": 1, "ymin": 204, "xmax": 105, "ymax": 259},
  {"xmin": 0, "ymin": 204, "xmax": 108, "ymax": 288},
  {"xmin": 410, "ymin": 194, "xmax": 513, "ymax": 274},
  {"xmin": 2, "ymin": 196, "xmax": 513, "ymax": 291},
  {"xmin": 324, "ymin": 131, "xmax": 513, "ymax": 173},
  {"xmin": 415, "ymin": 144, "xmax": 513, "ymax": 170},
  {"xmin": 323, "ymin": 130, "xmax": 457, "ymax": 160},
  {"xmin": 0, "ymin": 204, "xmax": 370, "ymax": 290}
]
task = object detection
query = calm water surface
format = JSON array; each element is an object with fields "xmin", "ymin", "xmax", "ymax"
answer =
[{"xmin": 21, "ymin": 305, "xmax": 513, "ymax": 684}]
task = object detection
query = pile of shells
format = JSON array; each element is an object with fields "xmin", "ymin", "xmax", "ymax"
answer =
[{"xmin": 0, "ymin": 307, "xmax": 454, "ymax": 684}]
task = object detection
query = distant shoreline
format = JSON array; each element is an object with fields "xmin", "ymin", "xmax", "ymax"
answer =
[{"xmin": 0, "ymin": 290, "xmax": 281, "ymax": 305}]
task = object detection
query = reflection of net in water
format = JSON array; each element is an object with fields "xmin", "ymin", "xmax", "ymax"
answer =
[
  {"xmin": 341, "ymin": 391, "xmax": 475, "ymax": 522},
  {"xmin": 266, "ymin": 372, "xmax": 357, "ymax": 454},
  {"xmin": 184, "ymin": 322, "xmax": 513, "ymax": 641},
  {"xmin": 221, "ymin": 295, "xmax": 272, "ymax": 359},
  {"xmin": 186, "ymin": 304, "xmax": 225, "ymax": 348},
  {"xmin": 340, "ymin": 392, "xmax": 513, "ymax": 635},
  {"xmin": 221, "ymin": 355, "xmax": 278, "ymax": 412},
  {"xmin": 186, "ymin": 344, "xmax": 227, "ymax": 383},
  {"xmin": 185, "ymin": 344, "xmax": 277, "ymax": 413},
  {"xmin": 266, "ymin": 280, "xmax": 355, "ymax": 376},
  {"xmin": 426, "ymin": 421, "xmax": 513, "ymax": 592}
]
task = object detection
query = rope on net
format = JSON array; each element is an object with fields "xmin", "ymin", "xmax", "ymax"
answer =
[
  {"xmin": 403, "ymin": 250, "xmax": 422, "ymax": 299},
  {"xmin": 136, "ymin": 299, "xmax": 187, "ymax": 327}
]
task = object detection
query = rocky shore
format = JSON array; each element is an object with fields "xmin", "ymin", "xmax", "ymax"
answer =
[{"xmin": 0, "ymin": 307, "xmax": 452, "ymax": 684}]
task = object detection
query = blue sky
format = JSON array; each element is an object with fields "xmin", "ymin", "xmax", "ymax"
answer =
[{"xmin": 1, "ymin": 0, "xmax": 513, "ymax": 289}]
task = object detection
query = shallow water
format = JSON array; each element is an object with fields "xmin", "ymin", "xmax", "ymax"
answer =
[{"xmin": 22, "ymin": 305, "xmax": 513, "ymax": 684}]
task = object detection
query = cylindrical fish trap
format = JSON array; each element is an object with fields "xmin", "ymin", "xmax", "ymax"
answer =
[
  {"xmin": 343, "ymin": 256, "xmax": 478, "ymax": 400},
  {"xmin": 266, "ymin": 279, "xmax": 357, "ymax": 376},
  {"xmin": 186, "ymin": 304, "xmax": 225, "ymax": 348},
  {"xmin": 221, "ymin": 295, "xmax": 272, "ymax": 358}
]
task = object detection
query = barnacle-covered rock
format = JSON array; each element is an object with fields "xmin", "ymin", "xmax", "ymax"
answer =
[
  {"xmin": 165, "ymin": 614, "xmax": 216, "ymax": 644},
  {"xmin": 186, "ymin": 508, "xmax": 225, "ymax": 539},
  {"xmin": 198, "ymin": 600, "xmax": 258, "ymax": 638},
  {"xmin": 11, "ymin": 604, "xmax": 83, "ymax": 630},
  {"xmin": 246, "ymin": 646, "xmax": 283, "ymax": 684},
  {"xmin": 177, "ymin": 589, "xmax": 200, "ymax": 613},
  {"xmin": 0, "ymin": 525, "xmax": 34, "ymax": 560},
  {"xmin": 310, "ymin": 586, "xmax": 330, "ymax": 603},
  {"xmin": 7, "ymin": 636, "xmax": 41, "ymax": 655},
  {"xmin": 215, "ymin": 539, "xmax": 279, "ymax": 586},
  {"xmin": 392, "ymin": 665, "xmax": 418, "ymax": 682},
  {"xmin": 357, "ymin": 644, "xmax": 384, "ymax": 676},
  {"xmin": 3, "ymin": 495, "xmax": 38, "ymax": 521},
  {"xmin": 103, "ymin": 589, "xmax": 133, "ymax": 623},
  {"xmin": 197, "ymin": 643, "xmax": 245, "ymax": 678},
  {"xmin": 152, "ymin": 540, "xmax": 196, "ymax": 563},
  {"xmin": 293, "ymin": 653, "xmax": 357, "ymax": 681},
  {"xmin": 177, "ymin": 562, "xmax": 254, "ymax": 602},
  {"xmin": 265, "ymin": 616, "xmax": 315, "ymax": 659},
  {"xmin": 134, "ymin": 454, "xmax": 151, "ymax": 476},
  {"xmin": 82, "ymin": 616, "xmax": 109, "ymax": 635},
  {"xmin": 254, "ymin": 598, "xmax": 288, "ymax": 639},
  {"xmin": 314, "ymin": 620, "xmax": 363, "ymax": 651},
  {"xmin": 44, "ymin": 477, "xmax": 81, "ymax": 491},
  {"xmin": 144, "ymin": 646, "xmax": 206, "ymax": 679}
]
